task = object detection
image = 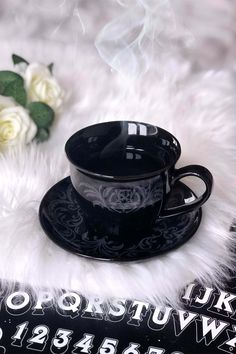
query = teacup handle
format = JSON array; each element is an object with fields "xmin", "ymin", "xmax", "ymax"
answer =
[{"xmin": 160, "ymin": 165, "xmax": 213, "ymax": 218}]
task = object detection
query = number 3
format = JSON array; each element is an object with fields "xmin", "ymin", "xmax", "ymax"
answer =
[
  {"xmin": 51, "ymin": 329, "xmax": 73, "ymax": 354},
  {"xmin": 98, "ymin": 338, "xmax": 118, "ymax": 354}
]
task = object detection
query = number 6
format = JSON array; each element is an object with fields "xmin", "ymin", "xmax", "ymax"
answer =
[{"xmin": 122, "ymin": 343, "xmax": 140, "ymax": 354}]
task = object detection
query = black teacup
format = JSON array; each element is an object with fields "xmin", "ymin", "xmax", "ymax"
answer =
[{"xmin": 65, "ymin": 121, "xmax": 213, "ymax": 244}]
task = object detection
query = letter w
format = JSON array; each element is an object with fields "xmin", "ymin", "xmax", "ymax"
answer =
[{"xmin": 196, "ymin": 315, "xmax": 228, "ymax": 346}]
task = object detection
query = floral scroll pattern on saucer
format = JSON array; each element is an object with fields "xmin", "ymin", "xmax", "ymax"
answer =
[{"xmin": 39, "ymin": 177, "xmax": 202, "ymax": 262}]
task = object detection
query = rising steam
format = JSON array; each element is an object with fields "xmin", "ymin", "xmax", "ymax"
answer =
[{"xmin": 95, "ymin": 0, "xmax": 194, "ymax": 78}]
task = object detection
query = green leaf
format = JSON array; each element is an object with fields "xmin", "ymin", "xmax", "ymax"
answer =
[
  {"xmin": 27, "ymin": 102, "xmax": 54, "ymax": 129},
  {"xmin": 35, "ymin": 128, "xmax": 50, "ymax": 142},
  {"xmin": 12, "ymin": 54, "xmax": 29, "ymax": 66},
  {"xmin": 0, "ymin": 71, "xmax": 26, "ymax": 106},
  {"xmin": 3, "ymin": 80, "xmax": 27, "ymax": 106},
  {"xmin": 0, "ymin": 71, "xmax": 23, "ymax": 92},
  {"xmin": 48, "ymin": 63, "xmax": 54, "ymax": 73}
]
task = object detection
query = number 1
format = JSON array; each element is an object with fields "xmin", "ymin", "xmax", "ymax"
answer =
[{"xmin": 11, "ymin": 322, "xmax": 28, "ymax": 347}]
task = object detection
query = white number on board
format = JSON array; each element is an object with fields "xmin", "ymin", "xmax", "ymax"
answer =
[
  {"xmin": 72, "ymin": 333, "xmax": 94, "ymax": 353},
  {"xmin": 27, "ymin": 325, "xmax": 49, "ymax": 351},
  {"xmin": 51, "ymin": 328, "xmax": 73, "ymax": 353},
  {"xmin": 98, "ymin": 337, "xmax": 118, "ymax": 354}
]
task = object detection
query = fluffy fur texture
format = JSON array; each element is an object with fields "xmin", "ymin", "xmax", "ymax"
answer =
[{"xmin": 0, "ymin": 0, "xmax": 236, "ymax": 306}]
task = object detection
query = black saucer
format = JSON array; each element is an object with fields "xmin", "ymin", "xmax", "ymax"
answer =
[{"xmin": 39, "ymin": 177, "xmax": 202, "ymax": 262}]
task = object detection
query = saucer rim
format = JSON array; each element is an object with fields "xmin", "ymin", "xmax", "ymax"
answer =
[{"xmin": 39, "ymin": 177, "xmax": 202, "ymax": 263}]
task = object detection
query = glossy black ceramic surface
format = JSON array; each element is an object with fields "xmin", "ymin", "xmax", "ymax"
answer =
[
  {"xmin": 39, "ymin": 178, "xmax": 202, "ymax": 262},
  {"xmin": 65, "ymin": 121, "xmax": 212, "ymax": 233},
  {"xmin": 65, "ymin": 121, "xmax": 181, "ymax": 180}
]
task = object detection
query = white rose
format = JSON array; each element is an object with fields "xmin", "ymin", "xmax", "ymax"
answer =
[
  {"xmin": 24, "ymin": 63, "xmax": 64, "ymax": 111},
  {"xmin": 0, "ymin": 106, "xmax": 37, "ymax": 150},
  {"xmin": 0, "ymin": 95, "xmax": 17, "ymax": 111}
]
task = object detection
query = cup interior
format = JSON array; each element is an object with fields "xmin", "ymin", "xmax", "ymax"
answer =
[{"xmin": 65, "ymin": 121, "xmax": 181, "ymax": 180}]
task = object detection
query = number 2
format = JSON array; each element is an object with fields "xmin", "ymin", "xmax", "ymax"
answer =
[{"xmin": 27, "ymin": 325, "xmax": 49, "ymax": 351}]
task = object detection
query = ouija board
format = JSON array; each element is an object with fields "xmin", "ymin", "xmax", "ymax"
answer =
[{"xmin": 0, "ymin": 277, "xmax": 236, "ymax": 353}]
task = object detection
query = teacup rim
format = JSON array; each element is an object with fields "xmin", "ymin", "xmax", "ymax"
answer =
[{"xmin": 65, "ymin": 120, "xmax": 181, "ymax": 181}]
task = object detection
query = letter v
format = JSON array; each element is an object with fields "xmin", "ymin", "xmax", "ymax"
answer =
[{"xmin": 173, "ymin": 310, "xmax": 198, "ymax": 336}]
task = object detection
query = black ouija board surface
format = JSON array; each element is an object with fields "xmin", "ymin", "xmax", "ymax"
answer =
[{"xmin": 0, "ymin": 278, "xmax": 236, "ymax": 354}]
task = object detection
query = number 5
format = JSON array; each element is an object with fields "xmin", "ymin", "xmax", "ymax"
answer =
[{"xmin": 98, "ymin": 338, "xmax": 118, "ymax": 354}]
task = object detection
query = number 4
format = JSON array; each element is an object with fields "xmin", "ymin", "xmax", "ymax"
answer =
[
  {"xmin": 72, "ymin": 333, "xmax": 94, "ymax": 353},
  {"xmin": 97, "ymin": 338, "xmax": 118, "ymax": 354}
]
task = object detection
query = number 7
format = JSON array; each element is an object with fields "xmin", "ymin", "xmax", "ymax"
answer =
[{"xmin": 146, "ymin": 347, "xmax": 165, "ymax": 354}]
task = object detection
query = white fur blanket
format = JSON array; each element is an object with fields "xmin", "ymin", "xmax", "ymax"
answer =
[{"xmin": 0, "ymin": 0, "xmax": 236, "ymax": 307}]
